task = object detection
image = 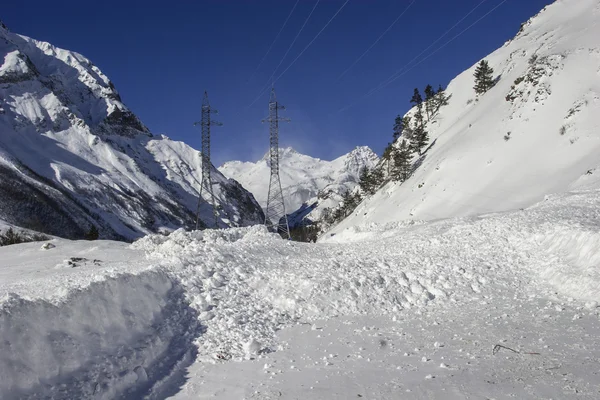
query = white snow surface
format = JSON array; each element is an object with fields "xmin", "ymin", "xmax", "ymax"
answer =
[
  {"xmin": 1, "ymin": 188, "xmax": 600, "ymax": 398},
  {"xmin": 219, "ymin": 146, "xmax": 379, "ymax": 217},
  {"xmin": 326, "ymin": 0, "xmax": 600, "ymax": 240}
]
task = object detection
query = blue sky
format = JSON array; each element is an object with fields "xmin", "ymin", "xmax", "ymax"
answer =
[{"xmin": 2, "ymin": 0, "xmax": 550, "ymax": 165}]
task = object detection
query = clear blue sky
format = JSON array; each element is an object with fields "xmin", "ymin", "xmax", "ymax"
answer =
[{"xmin": 2, "ymin": 0, "xmax": 550, "ymax": 165}]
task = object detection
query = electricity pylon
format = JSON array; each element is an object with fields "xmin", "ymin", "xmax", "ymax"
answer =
[
  {"xmin": 194, "ymin": 91, "xmax": 222, "ymax": 230},
  {"xmin": 262, "ymin": 88, "xmax": 290, "ymax": 239}
]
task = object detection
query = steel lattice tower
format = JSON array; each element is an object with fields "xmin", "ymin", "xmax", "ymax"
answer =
[
  {"xmin": 263, "ymin": 88, "xmax": 290, "ymax": 239},
  {"xmin": 194, "ymin": 91, "xmax": 222, "ymax": 230}
]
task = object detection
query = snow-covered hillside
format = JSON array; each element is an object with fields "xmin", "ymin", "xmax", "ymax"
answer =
[
  {"xmin": 326, "ymin": 0, "xmax": 600, "ymax": 239},
  {"xmin": 1, "ymin": 188, "xmax": 600, "ymax": 398},
  {"xmin": 219, "ymin": 146, "xmax": 379, "ymax": 224},
  {"xmin": 0, "ymin": 23, "xmax": 263, "ymax": 240}
]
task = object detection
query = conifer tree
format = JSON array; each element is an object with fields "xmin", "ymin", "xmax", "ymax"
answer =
[
  {"xmin": 473, "ymin": 60, "xmax": 495, "ymax": 95},
  {"xmin": 424, "ymin": 84, "xmax": 435, "ymax": 119},
  {"xmin": 341, "ymin": 189, "xmax": 361, "ymax": 217},
  {"xmin": 397, "ymin": 139, "xmax": 412, "ymax": 181},
  {"xmin": 410, "ymin": 87, "xmax": 428, "ymax": 155},
  {"xmin": 410, "ymin": 117, "xmax": 429, "ymax": 155},
  {"xmin": 392, "ymin": 115, "xmax": 403, "ymax": 142},
  {"xmin": 391, "ymin": 140, "xmax": 412, "ymax": 183},
  {"xmin": 369, "ymin": 167, "xmax": 384, "ymax": 191},
  {"xmin": 410, "ymin": 88, "xmax": 423, "ymax": 107},
  {"xmin": 358, "ymin": 166, "xmax": 372, "ymax": 194},
  {"xmin": 390, "ymin": 148, "xmax": 402, "ymax": 182},
  {"xmin": 382, "ymin": 142, "xmax": 394, "ymax": 175},
  {"xmin": 433, "ymin": 84, "xmax": 449, "ymax": 115},
  {"xmin": 85, "ymin": 225, "xmax": 99, "ymax": 240},
  {"xmin": 401, "ymin": 115, "xmax": 413, "ymax": 140}
]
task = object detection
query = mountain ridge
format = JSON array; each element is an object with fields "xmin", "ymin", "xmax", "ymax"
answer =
[
  {"xmin": 219, "ymin": 146, "xmax": 380, "ymax": 218},
  {"xmin": 0, "ymin": 24, "xmax": 264, "ymax": 240}
]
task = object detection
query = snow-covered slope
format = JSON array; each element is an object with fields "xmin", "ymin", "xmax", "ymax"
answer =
[
  {"xmin": 0, "ymin": 23, "xmax": 263, "ymax": 239},
  {"xmin": 219, "ymin": 146, "xmax": 379, "ymax": 224},
  {"xmin": 327, "ymin": 0, "xmax": 600, "ymax": 238}
]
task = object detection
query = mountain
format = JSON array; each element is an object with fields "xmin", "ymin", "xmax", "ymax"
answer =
[
  {"xmin": 218, "ymin": 146, "xmax": 379, "ymax": 225},
  {"xmin": 0, "ymin": 23, "xmax": 263, "ymax": 240},
  {"xmin": 324, "ymin": 0, "xmax": 600, "ymax": 240}
]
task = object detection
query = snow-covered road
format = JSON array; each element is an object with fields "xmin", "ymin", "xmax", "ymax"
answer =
[{"xmin": 1, "ymin": 190, "xmax": 599, "ymax": 399}]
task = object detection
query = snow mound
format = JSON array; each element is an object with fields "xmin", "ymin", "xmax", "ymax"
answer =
[
  {"xmin": 1, "ymin": 189, "xmax": 600, "ymax": 398},
  {"xmin": 0, "ymin": 271, "xmax": 202, "ymax": 399}
]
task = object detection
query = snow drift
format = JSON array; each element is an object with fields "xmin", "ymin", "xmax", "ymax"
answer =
[{"xmin": 1, "ymin": 187, "xmax": 600, "ymax": 398}]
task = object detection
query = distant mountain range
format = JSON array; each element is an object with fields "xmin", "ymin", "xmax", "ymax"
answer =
[{"xmin": 219, "ymin": 146, "xmax": 379, "ymax": 226}]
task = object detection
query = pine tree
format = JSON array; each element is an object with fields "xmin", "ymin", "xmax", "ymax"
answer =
[
  {"xmin": 341, "ymin": 189, "xmax": 360, "ymax": 217},
  {"xmin": 392, "ymin": 115, "xmax": 403, "ymax": 142},
  {"xmin": 410, "ymin": 88, "xmax": 428, "ymax": 155},
  {"xmin": 370, "ymin": 167, "xmax": 384, "ymax": 191},
  {"xmin": 433, "ymin": 84, "xmax": 449, "ymax": 115},
  {"xmin": 410, "ymin": 88, "xmax": 423, "ymax": 107},
  {"xmin": 397, "ymin": 139, "xmax": 412, "ymax": 181},
  {"xmin": 382, "ymin": 142, "xmax": 393, "ymax": 175},
  {"xmin": 390, "ymin": 148, "xmax": 403, "ymax": 182},
  {"xmin": 410, "ymin": 117, "xmax": 429, "ymax": 155},
  {"xmin": 353, "ymin": 191, "xmax": 362, "ymax": 207},
  {"xmin": 358, "ymin": 166, "xmax": 371, "ymax": 194},
  {"xmin": 391, "ymin": 141, "xmax": 412, "ymax": 182},
  {"xmin": 424, "ymin": 84, "xmax": 435, "ymax": 119},
  {"xmin": 473, "ymin": 60, "xmax": 495, "ymax": 95},
  {"xmin": 85, "ymin": 225, "xmax": 99, "ymax": 240},
  {"xmin": 401, "ymin": 115, "xmax": 413, "ymax": 140}
]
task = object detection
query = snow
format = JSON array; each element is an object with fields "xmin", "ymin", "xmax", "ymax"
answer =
[
  {"xmin": 326, "ymin": 0, "xmax": 600, "ymax": 239},
  {"xmin": 219, "ymin": 146, "xmax": 379, "ymax": 217},
  {"xmin": 1, "ymin": 188, "xmax": 600, "ymax": 398}
]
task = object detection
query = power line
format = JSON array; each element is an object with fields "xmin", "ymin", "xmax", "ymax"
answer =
[
  {"xmin": 336, "ymin": 0, "xmax": 417, "ymax": 81},
  {"xmin": 338, "ymin": 0, "xmax": 504, "ymax": 113},
  {"xmin": 247, "ymin": 0, "xmax": 301, "ymax": 84},
  {"xmin": 380, "ymin": 0, "xmax": 509, "ymax": 90},
  {"xmin": 376, "ymin": 0, "xmax": 490, "ymax": 90},
  {"xmin": 248, "ymin": 0, "xmax": 351, "ymax": 109},
  {"xmin": 260, "ymin": 0, "xmax": 321, "ymax": 95}
]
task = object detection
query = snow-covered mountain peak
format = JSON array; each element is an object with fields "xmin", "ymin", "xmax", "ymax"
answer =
[
  {"xmin": 0, "ymin": 26, "xmax": 264, "ymax": 239},
  {"xmin": 340, "ymin": 146, "xmax": 379, "ymax": 173},
  {"xmin": 280, "ymin": 146, "xmax": 299, "ymax": 157},
  {"xmin": 219, "ymin": 147, "xmax": 379, "ymax": 215},
  {"xmin": 258, "ymin": 146, "xmax": 304, "ymax": 163},
  {"xmin": 0, "ymin": 25, "xmax": 148, "ymax": 138}
]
